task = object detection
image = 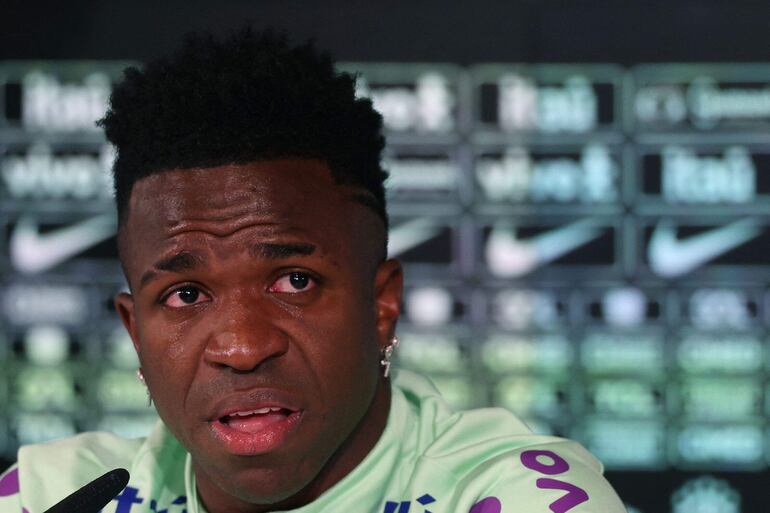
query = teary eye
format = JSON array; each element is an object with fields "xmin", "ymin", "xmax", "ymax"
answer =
[
  {"xmin": 163, "ymin": 286, "xmax": 211, "ymax": 307},
  {"xmin": 268, "ymin": 272, "xmax": 316, "ymax": 293}
]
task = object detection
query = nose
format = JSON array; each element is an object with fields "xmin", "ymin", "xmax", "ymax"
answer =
[{"xmin": 203, "ymin": 297, "xmax": 289, "ymax": 371}]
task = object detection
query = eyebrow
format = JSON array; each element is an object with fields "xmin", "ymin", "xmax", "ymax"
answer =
[
  {"xmin": 249, "ymin": 242, "xmax": 316, "ymax": 259},
  {"xmin": 140, "ymin": 251, "xmax": 203, "ymax": 288},
  {"xmin": 138, "ymin": 243, "xmax": 317, "ymax": 288}
]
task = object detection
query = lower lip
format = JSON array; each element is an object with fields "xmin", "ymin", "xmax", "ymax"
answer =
[{"xmin": 209, "ymin": 411, "xmax": 303, "ymax": 456}]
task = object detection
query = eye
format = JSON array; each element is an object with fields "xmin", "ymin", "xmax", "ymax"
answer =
[
  {"xmin": 162, "ymin": 286, "xmax": 211, "ymax": 307},
  {"xmin": 268, "ymin": 271, "xmax": 317, "ymax": 293}
]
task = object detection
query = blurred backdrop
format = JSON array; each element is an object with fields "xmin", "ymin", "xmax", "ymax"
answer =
[{"xmin": 3, "ymin": 2, "xmax": 770, "ymax": 512}]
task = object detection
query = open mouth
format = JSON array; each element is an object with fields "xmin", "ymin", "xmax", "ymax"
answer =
[
  {"xmin": 211, "ymin": 406, "xmax": 303, "ymax": 455},
  {"xmin": 219, "ymin": 407, "xmax": 295, "ymax": 433}
]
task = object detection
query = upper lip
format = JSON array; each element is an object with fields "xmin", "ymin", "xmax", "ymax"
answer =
[{"xmin": 207, "ymin": 389, "xmax": 303, "ymax": 421}]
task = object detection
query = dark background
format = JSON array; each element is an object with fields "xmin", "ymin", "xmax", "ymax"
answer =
[
  {"xmin": 3, "ymin": 0, "xmax": 770, "ymax": 64},
  {"xmin": 4, "ymin": 2, "xmax": 770, "ymax": 511}
]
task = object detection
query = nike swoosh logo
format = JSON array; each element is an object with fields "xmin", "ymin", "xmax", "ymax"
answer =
[
  {"xmin": 10, "ymin": 214, "xmax": 117, "ymax": 274},
  {"xmin": 485, "ymin": 218, "xmax": 604, "ymax": 277},
  {"xmin": 648, "ymin": 218, "xmax": 761, "ymax": 278},
  {"xmin": 387, "ymin": 217, "xmax": 444, "ymax": 257}
]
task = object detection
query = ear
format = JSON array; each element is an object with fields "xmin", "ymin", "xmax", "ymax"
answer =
[
  {"xmin": 373, "ymin": 258, "xmax": 403, "ymax": 349},
  {"xmin": 114, "ymin": 292, "xmax": 141, "ymax": 355}
]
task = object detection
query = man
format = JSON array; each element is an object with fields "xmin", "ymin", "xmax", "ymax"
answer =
[{"xmin": 0, "ymin": 28, "xmax": 626, "ymax": 513}]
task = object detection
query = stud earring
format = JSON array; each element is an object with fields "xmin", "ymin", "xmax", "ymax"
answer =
[
  {"xmin": 136, "ymin": 368, "xmax": 153, "ymax": 407},
  {"xmin": 380, "ymin": 335, "xmax": 399, "ymax": 378}
]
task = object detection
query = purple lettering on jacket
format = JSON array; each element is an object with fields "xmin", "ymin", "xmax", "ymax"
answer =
[
  {"xmin": 520, "ymin": 450, "xmax": 570, "ymax": 475},
  {"xmin": 0, "ymin": 468, "xmax": 19, "ymax": 497},
  {"xmin": 468, "ymin": 496, "xmax": 501, "ymax": 513},
  {"xmin": 536, "ymin": 478, "xmax": 589, "ymax": 513}
]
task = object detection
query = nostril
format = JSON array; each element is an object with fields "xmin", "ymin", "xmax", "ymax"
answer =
[{"xmin": 204, "ymin": 330, "xmax": 289, "ymax": 371}]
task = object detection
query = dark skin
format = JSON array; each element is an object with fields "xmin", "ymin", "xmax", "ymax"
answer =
[{"xmin": 114, "ymin": 159, "xmax": 403, "ymax": 513}]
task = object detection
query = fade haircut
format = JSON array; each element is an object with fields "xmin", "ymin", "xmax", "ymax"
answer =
[{"xmin": 99, "ymin": 27, "xmax": 388, "ymax": 239}]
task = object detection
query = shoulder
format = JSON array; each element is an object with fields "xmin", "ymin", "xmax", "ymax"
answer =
[
  {"xmin": 19, "ymin": 430, "xmax": 146, "ymax": 472},
  {"xmin": 437, "ymin": 433, "xmax": 627, "ymax": 513},
  {"xmin": 392, "ymin": 371, "xmax": 626, "ymax": 512},
  {"xmin": 15, "ymin": 430, "xmax": 143, "ymax": 512},
  {"xmin": 392, "ymin": 370, "xmax": 548, "ymax": 458},
  {"xmin": 0, "ymin": 432, "xmax": 138, "ymax": 513},
  {"xmin": 428, "ymin": 412, "xmax": 627, "ymax": 512},
  {"xmin": 18, "ymin": 429, "xmax": 146, "ymax": 493},
  {"xmin": 0, "ymin": 464, "xmax": 23, "ymax": 513},
  {"xmin": 12, "ymin": 421, "xmax": 185, "ymax": 513}
]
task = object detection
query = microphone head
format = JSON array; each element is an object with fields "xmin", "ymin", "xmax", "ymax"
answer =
[{"xmin": 44, "ymin": 468, "xmax": 130, "ymax": 513}]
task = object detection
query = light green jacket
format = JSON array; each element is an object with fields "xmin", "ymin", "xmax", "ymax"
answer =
[{"xmin": 0, "ymin": 370, "xmax": 625, "ymax": 513}]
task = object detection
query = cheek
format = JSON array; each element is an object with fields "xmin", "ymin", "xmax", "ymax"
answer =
[
  {"xmin": 163, "ymin": 324, "xmax": 192, "ymax": 360},
  {"xmin": 307, "ymin": 307, "xmax": 380, "ymax": 395},
  {"xmin": 135, "ymin": 314, "xmax": 203, "ymax": 395}
]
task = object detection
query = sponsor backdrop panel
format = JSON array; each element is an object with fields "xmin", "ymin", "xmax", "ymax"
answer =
[{"xmin": 2, "ymin": 61, "xmax": 770, "ymax": 513}]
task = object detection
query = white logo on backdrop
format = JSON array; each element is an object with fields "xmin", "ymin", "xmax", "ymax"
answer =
[
  {"xmin": 647, "ymin": 218, "xmax": 761, "ymax": 278},
  {"xmin": 671, "ymin": 476, "xmax": 740, "ymax": 513},
  {"xmin": 357, "ymin": 72, "xmax": 455, "ymax": 133},
  {"xmin": 498, "ymin": 74, "xmax": 597, "ymax": 133},
  {"xmin": 22, "ymin": 71, "xmax": 111, "ymax": 132},
  {"xmin": 661, "ymin": 145, "xmax": 756, "ymax": 204},
  {"xmin": 485, "ymin": 218, "xmax": 604, "ymax": 277},
  {"xmin": 476, "ymin": 144, "xmax": 617, "ymax": 203},
  {"xmin": 688, "ymin": 76, "xmax": 770, "ymax": 128},
  {"xmin": 387, "ymin": 217, "xmax": 444, "ymax": 257},
  {"xmin": 1, "ymin": 143, "xmax": 114, "ymax": 200},
  {"xmin": 10, "ymin": 214, "xmax": 117, "ymax": 274}
]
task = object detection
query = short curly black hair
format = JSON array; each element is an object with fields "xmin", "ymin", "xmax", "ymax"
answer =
[{"xmin": 99, "ymin": 27, "xmax": 388, "ymax": 234}]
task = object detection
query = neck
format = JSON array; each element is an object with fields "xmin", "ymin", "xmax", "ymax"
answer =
[{"xmin": 286, "ymin": 379, "xmax": 392, "ymax": 506}]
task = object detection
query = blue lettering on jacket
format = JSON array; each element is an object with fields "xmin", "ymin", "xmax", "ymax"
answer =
[
  {"xmin": 106, "ymin": 487, "xmax": 187, "ymax": 513},
  {"xmin": 383, "ymin": 493, "xmax": 436, "ymax": 513},
  {"xmin": 113, "ymin": 486, "xmax": 144, "ymax": 513}
]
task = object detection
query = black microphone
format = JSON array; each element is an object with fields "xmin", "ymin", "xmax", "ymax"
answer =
[{"xmin": 43, "ymin": 468, "xmax": 130, "ymax": 513}]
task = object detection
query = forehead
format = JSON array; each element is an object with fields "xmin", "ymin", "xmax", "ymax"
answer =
[
  {"xmin": 131, "ymin": 159, "xmax": 346, "ymax": 223},
  {"xmin": 120, "ymin": 159, "xmax": 382, "ymax": 275}
]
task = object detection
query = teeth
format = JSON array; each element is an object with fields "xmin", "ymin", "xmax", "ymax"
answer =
[{"xmin": 230, "ymin": 407, "xmax": 284, "ymax": 417}]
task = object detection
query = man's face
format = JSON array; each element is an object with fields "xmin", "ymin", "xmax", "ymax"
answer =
[{"xmin": 115, "ymin": 160, "xmax": 402, "ymax": 510}]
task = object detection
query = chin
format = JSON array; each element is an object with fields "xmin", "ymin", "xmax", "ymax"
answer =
[{"xmin": 209, "ymin": 456, "xmax": 319, "ymax": 506}]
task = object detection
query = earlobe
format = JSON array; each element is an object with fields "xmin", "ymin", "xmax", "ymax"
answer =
[
  {"xmin": 374, "ymin": 259, "xmax": 403, "ymax": 348},
  {"xmin": 114, "ymin": 292, "xmax": 140, "ymax": 354}
]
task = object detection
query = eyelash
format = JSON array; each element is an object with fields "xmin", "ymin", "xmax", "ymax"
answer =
[
  {"xmin": 159, "ymin": 271, "xmax": 319, "ymax": 307},
  {"xmin": 268, "ymin": 271, "xmax": 318, "ymax": 293},
  {"xmin": 160, "ymin": 283, "xmax": 209, "ymax": 308}
]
